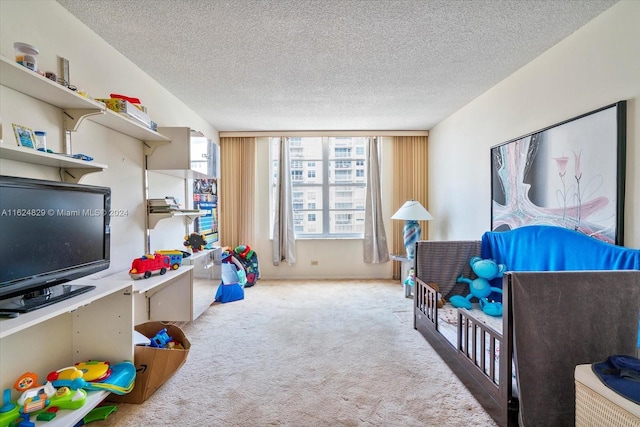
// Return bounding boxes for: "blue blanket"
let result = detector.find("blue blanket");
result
[481,225,640,346]
[481,225,640,271]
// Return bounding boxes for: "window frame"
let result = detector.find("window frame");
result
[271,136,367,239]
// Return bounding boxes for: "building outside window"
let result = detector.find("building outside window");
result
[271,136,368,238]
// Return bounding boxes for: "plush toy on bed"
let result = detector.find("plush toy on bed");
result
[450,257,506,317]
[427,282,447,309]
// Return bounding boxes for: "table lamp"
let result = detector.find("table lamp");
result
[391,200,433,259]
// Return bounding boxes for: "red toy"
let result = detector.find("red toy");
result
[129,254,172,279]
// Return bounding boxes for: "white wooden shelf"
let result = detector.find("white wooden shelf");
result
[0,56,103,111]
[0,142,107,183]
[147,168,214,180]
[147,210,207,229]
[86,109,171,150]
[0,56,171,147]
[0,278,130,339]
[33,391,110,427]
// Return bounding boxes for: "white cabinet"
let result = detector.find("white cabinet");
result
[148,127,219,179]
[0,276,134,427]
[185,248,222,320]
[110,264,216,324]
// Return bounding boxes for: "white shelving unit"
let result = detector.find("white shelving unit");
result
[0,274,134,427]
[186,248,222,320]
[149,127,218,179]
[0,55,174,426]
[0,55,219,427]
[0,56,171,151]
[109,267,207,324]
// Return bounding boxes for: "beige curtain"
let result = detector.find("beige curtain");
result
[272,137,296,265]
[392,135,428,278]
[363,137,389,263]
[219,137,256,249]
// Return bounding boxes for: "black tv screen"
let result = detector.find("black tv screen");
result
[0,175,111,305]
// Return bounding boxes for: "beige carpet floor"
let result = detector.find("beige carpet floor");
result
[95,280,497,426]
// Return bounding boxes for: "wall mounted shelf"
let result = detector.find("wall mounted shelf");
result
[0,142,107,183]
[147,210,207,229]
[0,56,170,147]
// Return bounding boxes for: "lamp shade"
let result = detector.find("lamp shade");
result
[391,200,433,221]
[391,200,432,259]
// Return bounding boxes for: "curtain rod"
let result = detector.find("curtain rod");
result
[219,130,428,137]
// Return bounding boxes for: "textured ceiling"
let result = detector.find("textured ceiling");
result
[56,0,617,132]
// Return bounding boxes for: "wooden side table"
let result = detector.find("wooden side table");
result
[390,253,414,298]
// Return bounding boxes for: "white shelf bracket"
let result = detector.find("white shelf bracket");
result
[143,140,172,156]
[63,108,105,132]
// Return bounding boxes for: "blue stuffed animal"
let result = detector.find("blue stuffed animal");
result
[450,256,506,317]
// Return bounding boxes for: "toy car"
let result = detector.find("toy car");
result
[129,253,172,279]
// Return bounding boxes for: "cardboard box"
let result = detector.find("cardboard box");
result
[108,322,190,404]
[95,98,152,127]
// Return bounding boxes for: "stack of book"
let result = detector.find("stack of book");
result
[148,197,180,213]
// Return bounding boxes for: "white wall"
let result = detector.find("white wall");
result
[427,0,640,248]
[0,0,219,276]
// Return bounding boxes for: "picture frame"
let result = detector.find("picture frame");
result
[490,101,626,245]
[12,123,36,149]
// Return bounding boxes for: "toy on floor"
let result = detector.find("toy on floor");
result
[231,245,260,287]
[450,257,506,317]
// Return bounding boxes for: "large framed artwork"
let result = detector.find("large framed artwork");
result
[490,101,626,245]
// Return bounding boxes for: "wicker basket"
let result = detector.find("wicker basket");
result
[575,365,640,427]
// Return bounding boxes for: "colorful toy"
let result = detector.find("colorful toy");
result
[427,282,446,309]
[47,361,135,396]
[231,245,260,287]
[183,233,207,252]
[14,373,55,407]
[403,268,415,288]
[129,253,172,279]
[82,405,117,424]
[149,328,172,348]
[155,250,190,270]
[450,257,506,317]
[0,373,59,427]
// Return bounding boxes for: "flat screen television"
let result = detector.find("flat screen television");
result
[0,175,111,312]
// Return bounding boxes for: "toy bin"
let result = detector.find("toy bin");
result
[108,321,191,404]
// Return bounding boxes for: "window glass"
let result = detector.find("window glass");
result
[270,136,368,238]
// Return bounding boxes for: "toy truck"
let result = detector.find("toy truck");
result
[155,249,189,270]
[129,253,172,279]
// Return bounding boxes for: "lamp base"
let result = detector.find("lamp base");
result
[403,220,421,259]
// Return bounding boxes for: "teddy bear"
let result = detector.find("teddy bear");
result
[427,282,446,309]
[449,256,506,317]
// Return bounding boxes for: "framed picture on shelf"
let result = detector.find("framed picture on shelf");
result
[12,123,36,148]
[490,101,626,245]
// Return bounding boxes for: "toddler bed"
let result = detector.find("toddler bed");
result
[413,226,640,427]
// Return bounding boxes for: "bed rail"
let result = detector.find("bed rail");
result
[458,309,502,388]
[414,278,438,329]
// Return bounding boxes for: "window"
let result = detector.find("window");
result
[271,136,368,238]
